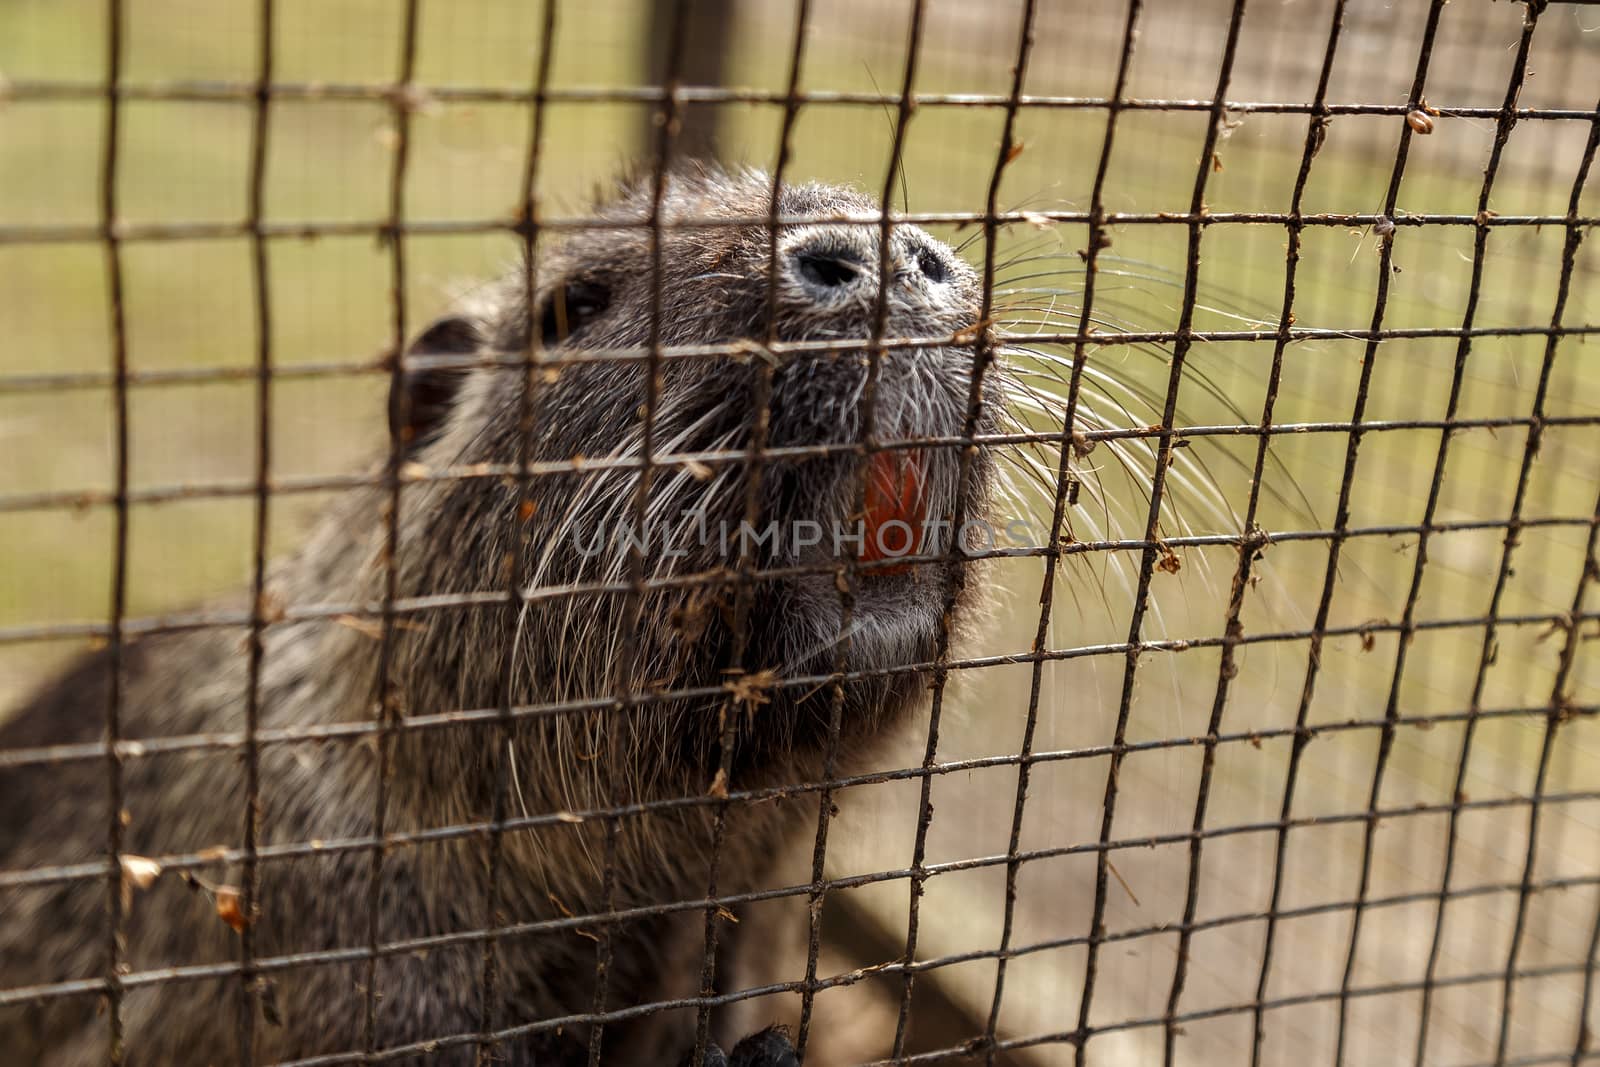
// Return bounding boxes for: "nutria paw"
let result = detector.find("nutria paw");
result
[677,1025,800,1067]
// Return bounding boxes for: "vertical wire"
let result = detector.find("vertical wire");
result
[788,0,923,1046]
[98,0,130,1062]
[1289,2,1451,1061]
[980,0,1143,1045]
[671,1,922,1060]
[472,2,559,1063]
[361,0,423,1057]
[841,3,930,1060]
[1570,476,1600,1067]
[1241,8,1351,1064]
[1070,4,1251,1063]
[583,816,622,1067]
[1209,0,1445,1059]
[588,3,690,1063]
[1580,901,1600,1067]
[1159,5,1349,1065]
[900,0,1038,1061]
[1491,96,1600,1067]
[1410,8,1565,1063]
[755,1,853,1055]
[981,0,1143,853]
[236,0,277,1059]
[1246,0,1446,1050]
[684,0,815,1062]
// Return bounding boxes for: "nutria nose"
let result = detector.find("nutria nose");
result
[793,247,864,293]
[788,233,951,301]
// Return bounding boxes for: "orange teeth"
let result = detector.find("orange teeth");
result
[859,449,927,571]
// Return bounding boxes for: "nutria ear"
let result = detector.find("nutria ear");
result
[389,315,482,454]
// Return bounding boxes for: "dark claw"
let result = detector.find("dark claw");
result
[674,1025,797,1067]
[677,1039,730,1067]
[675,1043,732,1067]
[728,1026,799,1067]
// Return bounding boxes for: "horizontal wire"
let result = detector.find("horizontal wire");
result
[5,320,1598,397]
[225,958,1600,1066]
[2,510,1597,648]
[1,207,1595,249]
[4,708,1593,890]
[4,799,1596,1010]
[3,410,1597,513]
[866,959,1600,1067]
[4,77,1598,121]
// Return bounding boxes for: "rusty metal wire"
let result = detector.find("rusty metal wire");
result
[1232,4,1353,1062]
[3,0,1599,1065]
[469,3,559,1063]
[96,2,132,1061]
[235,0,277,1057]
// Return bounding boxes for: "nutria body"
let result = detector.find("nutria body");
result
[0,167,1003,1065]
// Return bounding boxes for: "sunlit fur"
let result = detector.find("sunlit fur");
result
[0,167,1022,1066]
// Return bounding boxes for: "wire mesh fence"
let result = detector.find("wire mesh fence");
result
[1,0,1598,1064]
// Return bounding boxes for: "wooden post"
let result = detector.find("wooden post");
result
[642,0,736,161]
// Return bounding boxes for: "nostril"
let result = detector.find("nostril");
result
[796,251,860,290]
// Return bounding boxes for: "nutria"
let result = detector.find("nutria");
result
[0,166,1006,1066]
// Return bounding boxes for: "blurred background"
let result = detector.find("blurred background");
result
[2,0,1598,1063]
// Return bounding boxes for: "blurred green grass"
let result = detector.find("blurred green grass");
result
[2,1,1598,1058]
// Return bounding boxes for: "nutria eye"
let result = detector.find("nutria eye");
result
[916,248,948,284]
[540,279,611,347]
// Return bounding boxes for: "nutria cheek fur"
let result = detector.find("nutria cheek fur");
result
[0,166,1005,1066]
